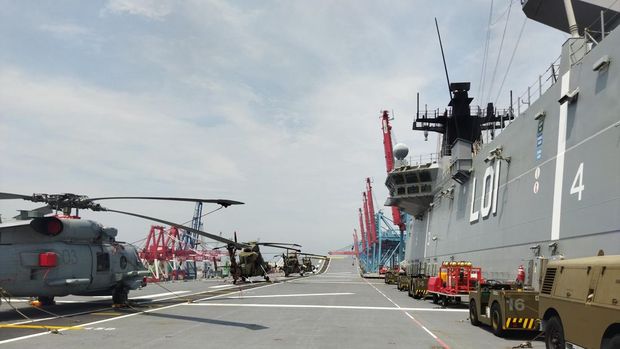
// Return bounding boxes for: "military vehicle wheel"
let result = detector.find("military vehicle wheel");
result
[440,296,449,307]
[112,287,129,305]
[38,296,55,306]
[601,333,619,349]
[544,316,565,349]
[469,300,480,326]
[491,303,505,337]
[408,281,414,298]
[432,294,439,304]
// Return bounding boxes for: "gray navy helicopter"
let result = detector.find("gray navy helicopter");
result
[0,191,245,306]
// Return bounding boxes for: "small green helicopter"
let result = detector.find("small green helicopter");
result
[299,253,327,273]
[281,251,305,277]
[214,234,301,283]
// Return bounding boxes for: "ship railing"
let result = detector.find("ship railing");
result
[516,6,619,116]
[418,106,512,119]
[403,153,440,167]
[583,6,620,45]
[516,55,561,116]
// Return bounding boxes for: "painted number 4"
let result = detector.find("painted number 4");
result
[570,162,584,201]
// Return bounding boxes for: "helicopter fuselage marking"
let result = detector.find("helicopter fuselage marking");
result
[60,249,79,265]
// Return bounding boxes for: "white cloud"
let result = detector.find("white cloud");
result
[104,0,173,20]
[39,23,91,37]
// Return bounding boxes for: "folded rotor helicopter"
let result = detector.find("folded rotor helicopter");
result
[281,251,327,276]
[0,191,245,305]
[299,253,327,273]
[215,233,301,283]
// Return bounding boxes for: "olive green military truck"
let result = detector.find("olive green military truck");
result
[539,255,619,349]
[469,281,539,337]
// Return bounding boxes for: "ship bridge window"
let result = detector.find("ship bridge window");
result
[405,173,418,183]
[421,184,432,193]
[393,175,405,185]
[420,171,432,182]
[397,187,406,195]
[408,186,419,194]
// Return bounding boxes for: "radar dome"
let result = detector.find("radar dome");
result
[393,143,409,160]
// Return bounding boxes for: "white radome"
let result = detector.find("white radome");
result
[393,143,409,160]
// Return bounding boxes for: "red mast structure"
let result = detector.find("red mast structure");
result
[365,178,377,244]
[380,110,405,231]
[358,208,367,251]
[362,193,370,243]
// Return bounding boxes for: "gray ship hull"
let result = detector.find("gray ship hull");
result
[398,19,620,280]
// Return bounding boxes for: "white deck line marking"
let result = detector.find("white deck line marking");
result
[1,299,97,304]
[363,279,451,349]
[186,303,467,312]
[209,284,237,289]
[92,291,190,300]
[314,275,357,277]
[131,291,190,299]
[551,70,571,241]
[217,292,354,299]
[0,283,281,345]
[325,271,352,274]
[291,280,370,285]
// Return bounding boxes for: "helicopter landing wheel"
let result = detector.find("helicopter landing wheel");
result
[264,276,270,282]
[112,287,129,305]
[37,296,55,306]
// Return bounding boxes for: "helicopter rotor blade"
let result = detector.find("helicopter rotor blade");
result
[88,196,244,208]
[260,244,301,252]
[257,242,301,247]
[0,192,33,200]
[299,253,327,259]
[103,208,247,248]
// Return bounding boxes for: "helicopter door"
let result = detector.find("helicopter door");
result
[89,245,115,293]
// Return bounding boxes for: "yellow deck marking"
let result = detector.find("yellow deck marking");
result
[91,312,123,316]
[0,325,82,330]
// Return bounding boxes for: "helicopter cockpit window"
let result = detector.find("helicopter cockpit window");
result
[97,252,110,272]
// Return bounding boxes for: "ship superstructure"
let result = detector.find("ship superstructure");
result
[387,0,620,282]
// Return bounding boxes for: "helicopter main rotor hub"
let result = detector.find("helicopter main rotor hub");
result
[31,193,105,211]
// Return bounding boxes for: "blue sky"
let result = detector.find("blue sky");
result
[0,0,567,253]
